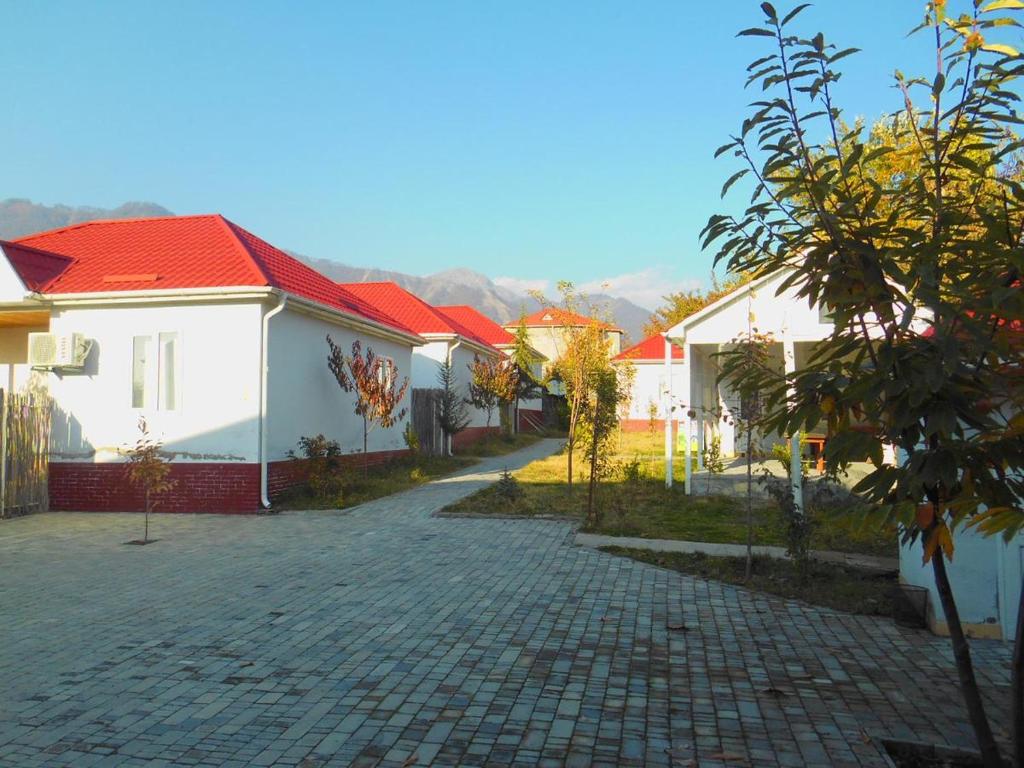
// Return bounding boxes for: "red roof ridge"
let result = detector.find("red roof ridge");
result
[11,212,221,244]
[217,216,278,287]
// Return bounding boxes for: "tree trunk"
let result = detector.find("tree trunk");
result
[931,549,1002,767]
[1013,573,1024,768]
[586,401,600,526]
[144,489,150,544]
[744,424,753,581]
[363,419,368,474]
[567,438,574,489]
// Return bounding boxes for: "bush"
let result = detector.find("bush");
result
[495,469,524,504]
[403,423,420,454]
[291,435,347,501]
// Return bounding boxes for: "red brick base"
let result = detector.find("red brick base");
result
[620,418,678,434]
[50,448,414,514]
[49,462,261,514]
[452,426,501,452]
[266,449,411,497]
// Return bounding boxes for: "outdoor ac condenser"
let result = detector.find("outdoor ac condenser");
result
[27,332,88,369]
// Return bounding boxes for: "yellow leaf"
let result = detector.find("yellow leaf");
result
[938,523,955,561]
[982,42,1020,57]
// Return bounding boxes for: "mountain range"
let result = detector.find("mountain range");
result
[0,199,652,341]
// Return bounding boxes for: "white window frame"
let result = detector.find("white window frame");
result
[377,355,395,390]
[130,331,182,411]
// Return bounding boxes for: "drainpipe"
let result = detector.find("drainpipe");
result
[259,294,288,509]
[445,339,462,456]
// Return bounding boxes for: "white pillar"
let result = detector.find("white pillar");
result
[783,339,803,515]
[681,343,692,495]
[664,335,674,488]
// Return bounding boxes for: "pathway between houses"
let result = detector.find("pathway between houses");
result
[0,437,1011,767]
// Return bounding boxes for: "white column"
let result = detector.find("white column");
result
[682,343,692,495]
[783,339,804,515]
[664,335,674,489]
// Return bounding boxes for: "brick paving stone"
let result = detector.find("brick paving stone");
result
[0,438,1012,766]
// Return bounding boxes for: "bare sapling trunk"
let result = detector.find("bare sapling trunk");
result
[362,418,370,475]
[144,489,150,544]
[586,398,600,526]
[931,545,1002,767]
[1013,573,1024,768]
[567,438,574,489]
[744,425,753,581]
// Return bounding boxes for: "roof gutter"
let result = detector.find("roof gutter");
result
[259,294,288,509]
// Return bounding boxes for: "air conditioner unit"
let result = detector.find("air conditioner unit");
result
[28,332,88,369]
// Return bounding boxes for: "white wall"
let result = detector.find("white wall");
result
[900,528,1004,636]
[621,362,686,422]
[47,301,263,463]
[266,308,415,461]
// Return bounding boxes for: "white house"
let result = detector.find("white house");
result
[663,268,1022,640]
[503,308,623,395]
[434,304,548,432]
[612,333,686,433]
[341,282,506,450]
[0,214,423,513]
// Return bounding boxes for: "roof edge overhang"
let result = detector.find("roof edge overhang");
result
[420,332,498,357]
[276,292,425,347]
[37,285,425,347]
[664,267,793,344]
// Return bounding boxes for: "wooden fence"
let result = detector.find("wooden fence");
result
[411,388,445,456]
[0,390,50,518]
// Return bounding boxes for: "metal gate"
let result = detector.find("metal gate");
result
[0,390,50,518]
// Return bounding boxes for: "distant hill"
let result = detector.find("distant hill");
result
[300,256,650,342]
[0,198,650,341]
[0,198,173,239]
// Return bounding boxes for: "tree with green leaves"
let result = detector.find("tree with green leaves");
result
[327,336,410,466]
[546,282,615,489]
[643,272,756,337]
[436,358,471,455]
[703,3,1024,764]
[510,317,544,433]
[467,355,518,430]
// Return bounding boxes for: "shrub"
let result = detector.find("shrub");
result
[403,423,420,454]
[291,434,346,501]
[495,469,524,504]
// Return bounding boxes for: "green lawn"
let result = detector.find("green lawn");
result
[275,431,543,511]
[441,431,897,558]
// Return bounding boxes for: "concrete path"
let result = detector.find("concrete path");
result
[574,533,898,574]
[0,437,1010,767]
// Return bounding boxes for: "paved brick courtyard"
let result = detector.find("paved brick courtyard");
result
[0,438,1011,767]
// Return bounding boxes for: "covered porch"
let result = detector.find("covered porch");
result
[662,269,834,511]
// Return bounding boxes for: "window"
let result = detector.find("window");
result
[377,356,394,390]
[131,332,180,410]
[131,336,150,408]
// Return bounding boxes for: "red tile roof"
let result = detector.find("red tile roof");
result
[12,215,418,337]
[434,305,516,346]
[0,242,74,291]
[613,334,684,362]
[517,307,620,332]
[341,283,499,353]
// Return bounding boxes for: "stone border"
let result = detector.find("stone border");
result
[574,532,897,574]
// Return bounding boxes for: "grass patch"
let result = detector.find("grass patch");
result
[275,454,474,511]
[600,546,900,619]
[441,430,897,558]
[459,432,542,457]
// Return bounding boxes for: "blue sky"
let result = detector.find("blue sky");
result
[3,2,937,308]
